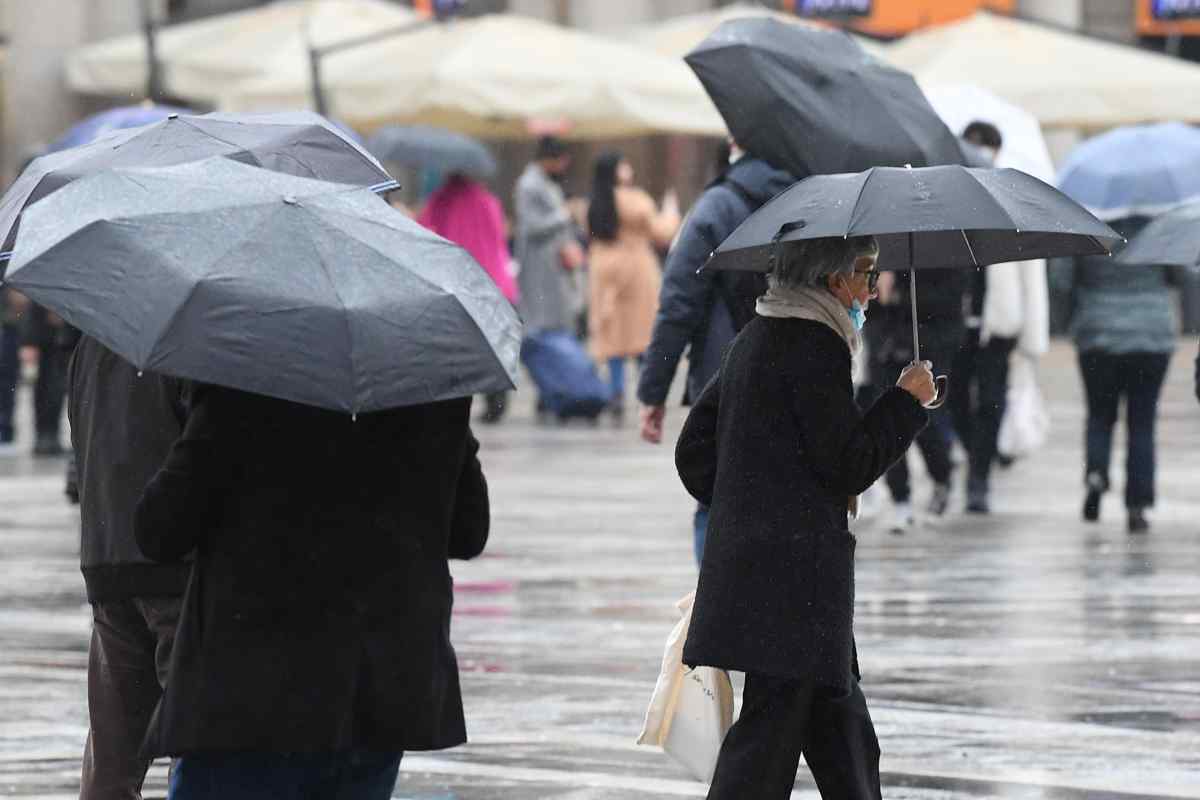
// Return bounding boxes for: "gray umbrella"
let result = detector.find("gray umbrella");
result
[706,164,1119,405]
[4,159,520,414]
[1116,203,1200,267]
[0,110,397,274]
[366,126,497,181]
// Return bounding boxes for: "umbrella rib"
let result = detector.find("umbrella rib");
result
[960,230,980,266]
[304,217,360,415]
[846,169,876,236]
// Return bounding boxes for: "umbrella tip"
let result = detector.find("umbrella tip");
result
[137,370,144,378]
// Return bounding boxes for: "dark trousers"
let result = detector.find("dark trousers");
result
[81,596,182,800]
[1078,351,1171,509]
[168,751,402,800]
[34,340,70,438]
[950,331,1016,488]
[707,675,881,800]
[0,322,18,440]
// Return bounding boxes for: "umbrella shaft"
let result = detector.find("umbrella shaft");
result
[910,266,920,362]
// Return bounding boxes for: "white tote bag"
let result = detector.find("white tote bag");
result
[637,592,735,783]
[998,354,1050,459]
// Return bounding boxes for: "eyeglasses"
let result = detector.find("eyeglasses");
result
[855,268,880,292]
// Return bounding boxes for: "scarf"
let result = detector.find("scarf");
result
[755,279,863,520]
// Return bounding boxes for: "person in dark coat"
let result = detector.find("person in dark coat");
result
[133,384,489,799]
[860,268,966,532]
[638,145,795,563]
[68,336,191,800]
[675,236,934,799]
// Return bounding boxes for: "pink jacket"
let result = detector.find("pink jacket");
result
[418,177,518,304]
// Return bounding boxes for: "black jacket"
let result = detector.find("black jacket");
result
[67,337,191,602]
[637,157,795,407]
[677,318,927,688]
[134,385,489,757]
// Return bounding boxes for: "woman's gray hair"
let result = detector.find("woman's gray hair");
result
[770,235,879,289]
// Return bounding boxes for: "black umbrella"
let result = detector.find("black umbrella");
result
[367,125,497,181]
[4,159,520,414]
[685,18,964,177]
[0,110,397,274]
[1116,203,1200,267]
[706,165,1120,405]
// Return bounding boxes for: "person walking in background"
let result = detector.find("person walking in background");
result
[0,287,25,453]
[419,174,519,424]
[951,121,1049,514]
[69,336,191,800]
[1061,216,1182,534]
[23,304,77,456]
[676,236,934,799]
[586,151,680,422]
[862,267,965,532]
[637,139,795,564]
[515,136,584,338]
[132,385,490,799]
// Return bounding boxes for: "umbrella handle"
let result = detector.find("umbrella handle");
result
[926,375,950,410]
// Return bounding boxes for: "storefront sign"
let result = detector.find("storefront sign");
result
[793,0,873,17]
[1152,0,1200,18]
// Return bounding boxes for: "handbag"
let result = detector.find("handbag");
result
[636,592,734,783]
[998,354,1050,459]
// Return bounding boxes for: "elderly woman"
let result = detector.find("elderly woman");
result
[676,236,935,799]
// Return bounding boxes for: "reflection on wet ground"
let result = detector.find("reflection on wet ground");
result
[2,343,1198,798]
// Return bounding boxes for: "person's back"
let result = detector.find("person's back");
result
[135,386,489,793]
[68,336,191,799]
[419,176,517,304]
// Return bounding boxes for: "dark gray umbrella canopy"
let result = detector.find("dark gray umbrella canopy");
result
[707,165,1120,273]
[685,19,964,177]
[5,159,520,413]
[1116,203,1200,267]
[367,126,497,180]
[0,111,396,274]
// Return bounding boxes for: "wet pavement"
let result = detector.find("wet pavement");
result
[2,341,1199,799]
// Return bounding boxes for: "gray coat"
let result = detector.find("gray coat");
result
[514,163,576,333]
[1060,217,1183,355]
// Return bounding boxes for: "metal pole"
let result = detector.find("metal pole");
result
[141,0,163,101]
[308,44,328,117]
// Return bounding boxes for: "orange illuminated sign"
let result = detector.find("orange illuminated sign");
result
[1137,0,1200,34]
[786,0,1015,37]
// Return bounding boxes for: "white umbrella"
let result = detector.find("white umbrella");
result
[220,13,727,139]
[65,0,416,106]
[886,12,1200,130]
[628,3,888,61]
[922,84,1055,182]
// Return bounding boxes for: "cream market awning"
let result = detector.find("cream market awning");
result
[887,12,1200,130]
[65,0,416,106]
[220,13,727,139]
[629,3,888,61]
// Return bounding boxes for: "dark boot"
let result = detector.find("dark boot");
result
[1083,472,1106,523]
[1128,507,1150,534]
[966,477,989,514]
[481,392,507,425]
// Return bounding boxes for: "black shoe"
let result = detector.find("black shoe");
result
[1083,490,1101,522]
[966,480,989,514]
[1128,508,1150,534]
[33,437,66,457]
[927,483,951,518]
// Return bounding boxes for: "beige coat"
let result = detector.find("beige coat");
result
[588,186,679,361]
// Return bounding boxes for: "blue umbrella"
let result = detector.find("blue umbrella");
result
[1057,122,1200,220]
[45,103,192,153]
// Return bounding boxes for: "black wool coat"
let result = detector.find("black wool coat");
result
[134,385,489,757]
[677,318,927,689]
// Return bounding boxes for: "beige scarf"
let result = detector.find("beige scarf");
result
[755,279,863,520]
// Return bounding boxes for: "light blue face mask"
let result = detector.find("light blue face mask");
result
[848,299,867,331]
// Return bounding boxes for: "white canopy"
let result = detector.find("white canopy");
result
[220,14,727,139]
[923,84,1056,182]
[628,3,887,60]
[887,12,1200,130]
[65,0,416,106]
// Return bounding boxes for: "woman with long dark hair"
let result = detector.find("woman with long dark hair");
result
[586,151,679,421]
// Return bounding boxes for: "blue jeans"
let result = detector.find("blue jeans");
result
[693,504,709,565]
[168,750,401,800]
[607,357,627,402]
